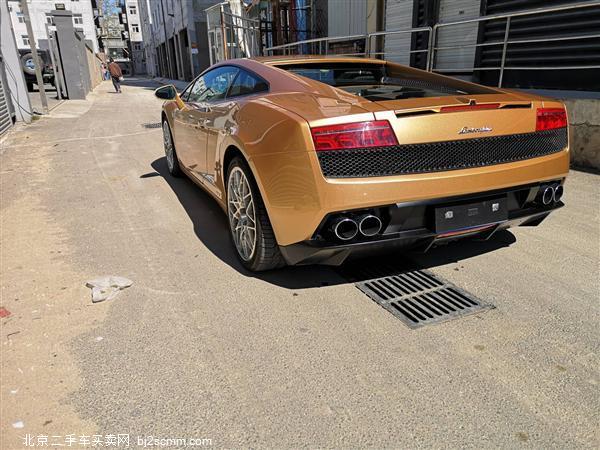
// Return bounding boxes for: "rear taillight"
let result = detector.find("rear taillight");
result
[536,108,567,131]
[311,120,398,151]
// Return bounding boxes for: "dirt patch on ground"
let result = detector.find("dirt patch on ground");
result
[1,131,104,448]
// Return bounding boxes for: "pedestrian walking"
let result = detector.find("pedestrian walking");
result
[107,59,123,93]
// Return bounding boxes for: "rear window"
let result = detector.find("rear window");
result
[280,62,496,101]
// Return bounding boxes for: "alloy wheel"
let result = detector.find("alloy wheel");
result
[163,121,174,172]
[227,167,257,261]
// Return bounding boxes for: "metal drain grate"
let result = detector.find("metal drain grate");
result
[142,122,162,129]
[353,267,493,329]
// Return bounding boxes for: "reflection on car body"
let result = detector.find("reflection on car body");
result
[156,56,569,272]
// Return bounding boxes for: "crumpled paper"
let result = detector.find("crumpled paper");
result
[86,276,133,303]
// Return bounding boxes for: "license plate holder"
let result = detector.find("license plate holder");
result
[434,196,508,234]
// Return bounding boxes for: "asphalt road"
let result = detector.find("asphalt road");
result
[1,78,598,449]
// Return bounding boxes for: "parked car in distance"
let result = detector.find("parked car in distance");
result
[20,49,55,91]
[156,56,569,271]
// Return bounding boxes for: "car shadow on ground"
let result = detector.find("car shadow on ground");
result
[147,157,516,289]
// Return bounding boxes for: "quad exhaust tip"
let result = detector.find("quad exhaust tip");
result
[553,185,564,202]
[358,214,383,237]
[541,186,554,205]
[332,214,383,241]
[538,184,563,206]
[333,218,358,241]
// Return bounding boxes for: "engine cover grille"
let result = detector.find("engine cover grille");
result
[317,128,567,178]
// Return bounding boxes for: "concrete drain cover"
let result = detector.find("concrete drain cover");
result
[342,263,493,329]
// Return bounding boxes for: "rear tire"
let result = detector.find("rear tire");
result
[226,157,286,272]
[162,120,181,177]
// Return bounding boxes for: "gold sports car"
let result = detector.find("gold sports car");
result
[156,56,569,271]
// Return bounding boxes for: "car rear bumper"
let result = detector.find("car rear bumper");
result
[250,148,569,247]
[278,182,564,266]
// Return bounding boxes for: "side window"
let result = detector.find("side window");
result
[187,66,239,104]
[227,69,268,98]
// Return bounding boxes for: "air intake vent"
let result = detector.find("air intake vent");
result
[317,128,567,178]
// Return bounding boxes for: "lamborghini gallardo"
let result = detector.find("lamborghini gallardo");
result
[156,56,569,271]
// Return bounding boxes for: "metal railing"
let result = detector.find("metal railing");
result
[264,33,369,57]
[206,2,261,65]
[366,27,433,71]
[430,0,600,87]
[263,28,434,70]
[259,0,600,87]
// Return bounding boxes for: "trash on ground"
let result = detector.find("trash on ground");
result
[10,389,18,394]
[12,421,24,429]
[0,307,11,318]
[85,276,133,303]
[95,336,104,342]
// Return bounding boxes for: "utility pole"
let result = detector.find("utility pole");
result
[20,0,48,114]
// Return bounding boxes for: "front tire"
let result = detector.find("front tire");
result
[226,157,285,272]
[162,120,181,177]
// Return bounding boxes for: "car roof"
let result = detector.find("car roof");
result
[251,55,386,66]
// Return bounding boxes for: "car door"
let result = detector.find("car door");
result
[172,76,206,173]
[174,66,239,180]
[204,69,269,184]
[190,66,239,181]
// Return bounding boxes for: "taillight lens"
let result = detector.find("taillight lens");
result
[311,120,398,151]
[536,108,567,131]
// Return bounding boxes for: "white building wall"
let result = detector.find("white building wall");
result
[125,0,143,42]
[138,0,222,80]
[7,0,99,53]
[125,0,145,74]
[137,0,156,76]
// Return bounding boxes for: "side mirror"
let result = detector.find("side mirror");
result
[154,85,177,100]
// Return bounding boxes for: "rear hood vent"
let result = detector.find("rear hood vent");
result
[394,102,532,119]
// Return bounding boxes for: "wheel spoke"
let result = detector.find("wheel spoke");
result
[227,166,257,262]
[163,123,174,170]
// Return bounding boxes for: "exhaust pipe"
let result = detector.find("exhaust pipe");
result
[358,214,382,237]
[553,185,564,203]
[332,217,358,241]
[540,186,554,206]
